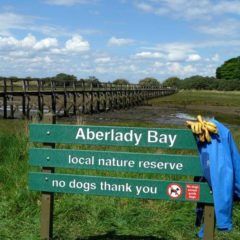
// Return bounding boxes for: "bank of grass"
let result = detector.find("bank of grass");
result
[149,90,240,128]
[150,90,240,107]
[1,90,240,239]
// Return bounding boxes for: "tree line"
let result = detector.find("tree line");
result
[162,56,240,91]
[1,56,240,90]
[162,76,240,91]
[0,73,162,88]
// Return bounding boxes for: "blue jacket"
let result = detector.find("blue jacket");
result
[197,120,240,231]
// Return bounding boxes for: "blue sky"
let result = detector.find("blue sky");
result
[0,0,240,83]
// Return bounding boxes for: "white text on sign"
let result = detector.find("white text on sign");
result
[75,128,177,147]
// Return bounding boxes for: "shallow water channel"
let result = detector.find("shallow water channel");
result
[62,106,215,127]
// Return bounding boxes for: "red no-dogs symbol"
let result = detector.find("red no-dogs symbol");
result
[167,183,182,199]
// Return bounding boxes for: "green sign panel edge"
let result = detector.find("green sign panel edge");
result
[29,172,213,203]
[29,148,202,176]
[29,123,197,150]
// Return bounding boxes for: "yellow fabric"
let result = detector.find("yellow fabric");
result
[186,115,218,142]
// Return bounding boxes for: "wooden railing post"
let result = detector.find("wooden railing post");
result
[73,81,77,115]
[38,80,43,120]
[96,84,100,112]
[82,82,85,114]
[51,81,57,123]
[3,78,7,119]
[40,114,55,240]
[22,79,26,118]
[63,81,68,117]
[108,84,112,111]
[90,83,93,113]
[10,79,14,119]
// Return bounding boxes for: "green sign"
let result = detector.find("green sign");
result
[30,124,197,149]
[29,148,202,176]
[29,172,213,203]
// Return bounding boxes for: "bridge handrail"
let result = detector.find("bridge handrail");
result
[0,79,176,93]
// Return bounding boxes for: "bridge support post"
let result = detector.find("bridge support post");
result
[90,83,93,114]
[10,79,14,119]
[37,80,43,120]
[73,82,77,115]
[21,79,27,119]
[96,90,100,113]
[108,85,112,111]
[3,78,7,119]
[51,81,57,123]
[82,82,85,114]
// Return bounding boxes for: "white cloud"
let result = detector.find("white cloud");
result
[0,36,18,49]
[50,48,63,54]
[21,34,37,48]
[65,35,90,52]
[139,42,199,62]
[0,12,32,36]
[167,62,197,76]
[183,64,197,74]
[29,25,71,38]
[153,61,164,67]
[136,2,155,13]
[31,56,53,64]
[135,0,210,19]
[76,28,102,35]
[135,51,163,59]
[197,19,240,37]
[167,62,181,73]
[108,37,134,46]
[211,54,220,62]
[45,0,90,6]
[34,38,58,50]
[187,54,201,62]
[135,0,240,20]
[0,34,39,51]
[95,57,111,64]
[156,42,195,55]
[213,1,240,15]
[0,12,72,38]
[167,51,187,62]
[0,34,58,52]
[8,50,31,58]
[150,39,240,53]
[0,34,90,61]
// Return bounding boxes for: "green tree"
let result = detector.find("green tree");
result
[138,77,160,87]
[216,56,240,80]
[85,76,100,87]
[218,79,240,91]
[9,76,19,82]
[54,73,77,86]
[162,77,180,88]
[180,76,218,90]
[112,79,130,85]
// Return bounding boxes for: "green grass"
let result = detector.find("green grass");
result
[149,90,240,107]
[149,90,240,126]
[0,120,39,239]
[1,90,240,239]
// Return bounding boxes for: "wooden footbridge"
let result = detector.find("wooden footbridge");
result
[0,79,176,120]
